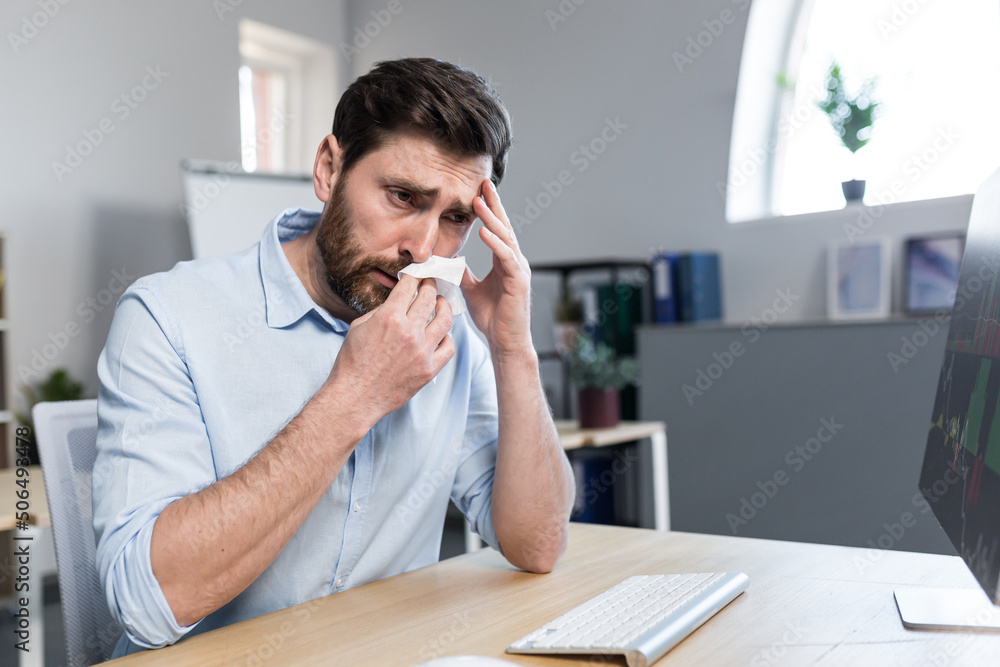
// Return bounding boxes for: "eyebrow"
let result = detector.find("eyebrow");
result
[381,176,477,218]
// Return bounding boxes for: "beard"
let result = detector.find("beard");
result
[315,173,410,315]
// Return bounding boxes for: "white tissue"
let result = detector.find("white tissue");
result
[397,255,467,315]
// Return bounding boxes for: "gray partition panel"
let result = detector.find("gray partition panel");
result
[637,319,956,555]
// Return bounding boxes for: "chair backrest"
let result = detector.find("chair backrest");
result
[33,399,121,667]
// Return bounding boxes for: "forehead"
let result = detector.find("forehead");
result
[356,130,492,192]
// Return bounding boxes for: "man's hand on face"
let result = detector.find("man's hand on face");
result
[325,274,454,430]
[460,179,534,358]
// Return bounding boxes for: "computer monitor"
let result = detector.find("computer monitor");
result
[895,167,1000,630]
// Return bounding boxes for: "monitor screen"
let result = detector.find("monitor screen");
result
[905,234,965,315]
[918,169,1000,603]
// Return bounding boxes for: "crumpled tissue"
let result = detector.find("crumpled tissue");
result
[398,255,467,315]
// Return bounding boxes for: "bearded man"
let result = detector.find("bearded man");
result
[92,57,574,656]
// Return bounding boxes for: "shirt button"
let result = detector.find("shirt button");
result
[336,577,345,588]
[353,502,361,512]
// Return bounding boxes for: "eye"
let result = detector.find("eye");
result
[447,213,471,225]
[389,189,412,204]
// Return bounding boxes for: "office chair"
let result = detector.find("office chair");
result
[33,399,121,667]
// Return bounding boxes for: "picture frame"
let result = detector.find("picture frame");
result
[827,238,891,320]
[903,233,965,316]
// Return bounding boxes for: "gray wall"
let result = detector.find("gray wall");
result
[342,0,975,351]
[2,0,348,402]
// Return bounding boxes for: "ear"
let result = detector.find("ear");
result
[313,134,343,204]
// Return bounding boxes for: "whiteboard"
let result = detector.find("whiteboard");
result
[181,160,321,259]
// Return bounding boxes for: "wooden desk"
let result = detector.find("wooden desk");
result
[465,420,668,552]
[106,523,1000,665]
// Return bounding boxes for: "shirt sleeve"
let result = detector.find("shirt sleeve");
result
[92,284,216,648]
[449,326,501,551]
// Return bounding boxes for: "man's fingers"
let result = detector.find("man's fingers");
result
[482,179,511,229]
[384,273,421,309]
[474,193,520,254]
[407,278,439,322]
[426,295,454,343]
[432,332,455,370]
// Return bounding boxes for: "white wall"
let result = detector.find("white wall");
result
[342,0,976,349]
[2,0,348,404]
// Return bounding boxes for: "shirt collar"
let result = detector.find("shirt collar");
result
[259,208,350,333]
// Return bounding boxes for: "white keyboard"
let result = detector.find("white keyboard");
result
[506,573,749,667]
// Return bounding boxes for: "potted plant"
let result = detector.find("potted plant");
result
[565,333,638,429]
[816,61,880,202]
[553,295,584,354]
[15,367,86,464]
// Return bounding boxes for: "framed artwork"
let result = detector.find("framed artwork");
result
[903,233,965,315]
[827,238,891,320]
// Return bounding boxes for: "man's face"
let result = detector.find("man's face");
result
[315,131,492,315]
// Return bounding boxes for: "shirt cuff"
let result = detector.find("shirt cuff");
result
[112,512,202,649]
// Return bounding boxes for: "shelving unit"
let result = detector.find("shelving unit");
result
[533,258,651,418]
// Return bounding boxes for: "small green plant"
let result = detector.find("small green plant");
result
[565,334,638,391]
[817,61,880,155]
[16,367,86,438]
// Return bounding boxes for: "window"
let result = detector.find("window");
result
[238,20,338,174]
[726,0,1000,222]
[239,62,290,173]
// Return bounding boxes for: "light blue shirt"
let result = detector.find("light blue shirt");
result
[92,209,500,656]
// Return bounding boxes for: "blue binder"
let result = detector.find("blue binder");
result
[651,254,678,323]
[676,252,722,322]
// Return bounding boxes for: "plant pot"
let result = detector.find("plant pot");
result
[553,322,582,355]
[842,179,866,202]
[577,387,620,429]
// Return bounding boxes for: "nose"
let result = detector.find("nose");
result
[399,212,438,264]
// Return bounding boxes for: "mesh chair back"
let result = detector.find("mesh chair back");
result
[33,399,121,667]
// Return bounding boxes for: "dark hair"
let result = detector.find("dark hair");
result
[331,58,512,185]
